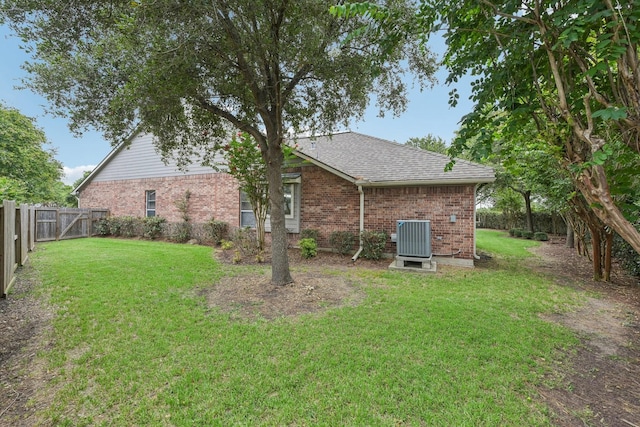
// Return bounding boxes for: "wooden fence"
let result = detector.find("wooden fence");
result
[1,202,108,297]
[35,207,109,242]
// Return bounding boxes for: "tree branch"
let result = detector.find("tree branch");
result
[477,0,537,25]
[195,96,265,145]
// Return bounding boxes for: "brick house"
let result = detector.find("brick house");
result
[75,131,494,266]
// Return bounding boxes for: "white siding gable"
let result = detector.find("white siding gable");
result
[92,133,224,182]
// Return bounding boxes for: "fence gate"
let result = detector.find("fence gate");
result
[35,208,109,241]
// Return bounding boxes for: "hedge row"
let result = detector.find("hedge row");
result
[477,210,567,234]
[95,216,229,244]
[508,228,549,241]
[297,229,386,260]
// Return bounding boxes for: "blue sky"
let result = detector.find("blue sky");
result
[1,24,474,185]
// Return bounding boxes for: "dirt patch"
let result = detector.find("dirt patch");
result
[529,237,640,426]
[1,241,639,426]
[203,248,385,320]
[202,272,366,321]
[0,263,55,426]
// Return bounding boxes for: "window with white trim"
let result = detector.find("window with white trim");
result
[240,176,300,232]
[283,183,294,218]
[145,190,156,217]
[240,191,257,228]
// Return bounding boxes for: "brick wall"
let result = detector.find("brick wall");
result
[80,166,478,261]
[294,165,361,245]
[293,165,477,260]
[364,186,476,259]
[78,173,241,226]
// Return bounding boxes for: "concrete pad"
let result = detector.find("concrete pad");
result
[388,260,437,273]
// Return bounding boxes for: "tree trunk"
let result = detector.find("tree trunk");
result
[576,164,640,256]
[523,190,534,233]
[589,225,603,281]
[539,20,640,258]
[264,136,293,286]
[566,227,575,249]
[604,231,613,282]
[255,202,267,251]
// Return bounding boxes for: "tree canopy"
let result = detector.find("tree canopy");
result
[426,0,640,255]
[2,0,436,284]
[404,134,448,154]
[0,103,63,203]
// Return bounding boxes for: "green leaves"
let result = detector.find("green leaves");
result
[591,107,628,121]
[591,144,614,166]
[329,3,385,20]
[0,104,64,203]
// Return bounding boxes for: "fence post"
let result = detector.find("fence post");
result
[17,204,30,265]
[28,205,36,251]
[56,208,61,240]
[1,200,17,298]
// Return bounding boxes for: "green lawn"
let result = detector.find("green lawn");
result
[477,229,541,259]
[28,231,579,426]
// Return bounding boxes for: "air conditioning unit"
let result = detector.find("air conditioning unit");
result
[396,220,432,258]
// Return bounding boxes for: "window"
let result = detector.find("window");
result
[240,191,256,228]
[145,190,156,217]
[239,173,301,232]
[241,185,294,226]
[283,184,294,218]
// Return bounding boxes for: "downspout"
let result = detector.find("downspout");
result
[473,183,481,260]
[351,184,365,261]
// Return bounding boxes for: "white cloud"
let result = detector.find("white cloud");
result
[63,165,96,186]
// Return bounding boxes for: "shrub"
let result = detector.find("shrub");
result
[299,238,318,259]
[204,218,229,245]
[612,234,640,277]
[300,229,319,242]
[105,216,141,237]
[533,232,549,241]
[508,228,519,237]
[329,231,356,255]
[109,217,123,236]
[220,239,234,250]
[361,230,388,260]
[95,218,111,236]
[171,222,193,243]
[230,227,259,256]
[119,216,140,237]
[513,229,524,238]
[522,231,534,240]
[143,216,166,240]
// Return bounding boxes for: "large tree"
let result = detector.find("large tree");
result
[3,0,435,285]
[0,103,63,203]
[425,0,640,255]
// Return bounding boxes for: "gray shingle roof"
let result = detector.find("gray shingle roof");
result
[292,132,495,185]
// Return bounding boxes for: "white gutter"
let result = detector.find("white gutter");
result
[354,178,495,187]
[351,184,365,261]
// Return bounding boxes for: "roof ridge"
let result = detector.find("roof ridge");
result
[375,136,493,170]
[292,129,351,140]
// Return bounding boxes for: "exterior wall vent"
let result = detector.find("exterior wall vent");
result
[396,220,432,258]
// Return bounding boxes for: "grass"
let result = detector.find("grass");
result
[477,229,540,259]
[28,233,580,426]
